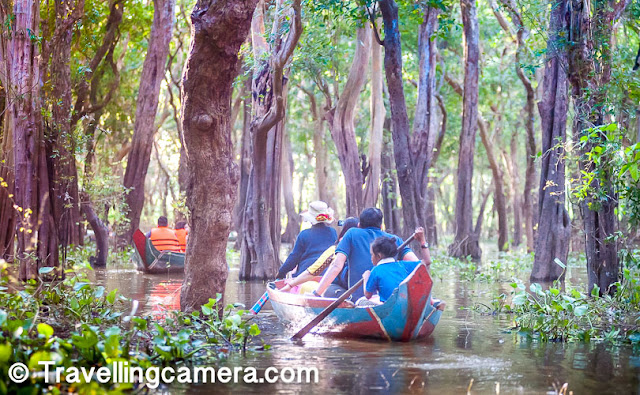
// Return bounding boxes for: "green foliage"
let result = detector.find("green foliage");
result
[573,124,640,227]
[502,266,640,342]
[0,259,263,393]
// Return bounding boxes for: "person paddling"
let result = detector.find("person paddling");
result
[312,208,432,301]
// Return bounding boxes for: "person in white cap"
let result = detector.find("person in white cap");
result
[276,201,337,279]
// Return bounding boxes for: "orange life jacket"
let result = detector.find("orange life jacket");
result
[175,228,188,252]
[149,226,180,252]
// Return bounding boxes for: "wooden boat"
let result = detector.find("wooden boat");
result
[132,229,185,274]
[267,263,442,341]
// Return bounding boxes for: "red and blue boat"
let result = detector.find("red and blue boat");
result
[267,263,442,341]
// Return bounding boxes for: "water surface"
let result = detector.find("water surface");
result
[91,249,640,394]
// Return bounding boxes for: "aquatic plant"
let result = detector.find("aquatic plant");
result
[503,266,640,342]
[0,260,262,393]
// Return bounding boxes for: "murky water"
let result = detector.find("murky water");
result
[90,247,640,394]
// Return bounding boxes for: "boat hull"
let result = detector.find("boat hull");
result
[268,263,441,341]
[132,229,185,274]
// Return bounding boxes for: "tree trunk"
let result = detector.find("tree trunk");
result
[478,119,509,251]
[531,0,571,282]
[381,126,402,234]
[411,7,440,223]
[239,0,302,280]
[327,26,370,217]
[281,123,300,243]
[425,95,447,245]
[180,0,259,312]
[122,0,175,242]
[363,25,385,208]
[233,81,252,249]
[565,0,628,294]
[49,0,85,254]
[508,131,523,247]
[0,0,60,279]
[80,192,108,267]
[497,0,538,253]
[448,0,481,260]
[379,0,423,238]
[0,93,15,260]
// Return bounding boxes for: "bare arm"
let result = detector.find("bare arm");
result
[413,227,432,273]
[280,269,315,292]
[314,253,346,296]
[362,270,373,299]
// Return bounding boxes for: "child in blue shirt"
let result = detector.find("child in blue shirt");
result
[363,236,422,303]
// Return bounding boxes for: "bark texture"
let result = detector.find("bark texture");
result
[531,0,571,282]
[379,0,419,237]
[122,0,176,242]
[239,0,301,280]
[281,123,300,243]
[0,0,60,279]
[448,0,481,259]
[379,1,440,238]
[497,0,538,252]
[180,0,259,311]
[326,26,370,216]
[565,0,629,294]
[49,0,85,254]
[363,25,385,208]
[478,119,509,251]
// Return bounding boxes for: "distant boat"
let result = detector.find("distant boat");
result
[267,263,442,341]
[132,229,185,274]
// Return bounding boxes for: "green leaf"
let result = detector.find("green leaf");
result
[554,258,566,269]
[249,323,261,336]
[106,289,118,304]
[38,267,54,274]
[201,304,213,316]
[530,283,543,295]
[574,305,588,316]
[73,282,90,292]
[629,164,639,182]
[37,323,54,340]
[0,343,12,363]
[93,286,105,299]
[513,293,527,306]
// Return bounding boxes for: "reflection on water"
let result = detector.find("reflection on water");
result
[90,249,640,394]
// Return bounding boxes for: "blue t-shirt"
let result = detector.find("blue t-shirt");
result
[366,260,421,302]
[335,227,411,300]
[277,224,337,279]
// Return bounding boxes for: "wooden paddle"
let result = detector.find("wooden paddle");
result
[291,232,417,340]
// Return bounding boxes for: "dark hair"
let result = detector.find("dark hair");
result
[157,216,169,227]
[371,236,398,259]
[337,217,358,240]
[175,220,187,230]
[359,207,383,229]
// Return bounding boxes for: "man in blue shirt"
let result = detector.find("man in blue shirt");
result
[312,208,431,300]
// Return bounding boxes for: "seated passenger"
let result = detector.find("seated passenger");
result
[362,235,423,304]
[146,216,180,252]
[312,208,426,301]
[280,217,358,296]
[276,201,337,279]
[174,220,189,252]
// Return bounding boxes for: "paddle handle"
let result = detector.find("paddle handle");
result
[250,292,270,315]
[291,277,364,340]
[291,232,417,340]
